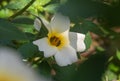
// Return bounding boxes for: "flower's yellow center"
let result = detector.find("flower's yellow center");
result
[50,36,61,47]
[48,32,69,49]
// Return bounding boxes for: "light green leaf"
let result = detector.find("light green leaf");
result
[15,24,34,33]
[44,4,59,13]
[5,0,31,10]
[109,63,119,72]
[84,32,92,50]
[116,50,120,60]
[39,0,51,6]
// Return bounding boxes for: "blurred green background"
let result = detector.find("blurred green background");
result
[0,0,120,81]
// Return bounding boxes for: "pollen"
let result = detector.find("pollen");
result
[47,32,69,49]
[50,36,61,47]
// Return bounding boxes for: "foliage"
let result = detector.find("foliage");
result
[0,0,120,81]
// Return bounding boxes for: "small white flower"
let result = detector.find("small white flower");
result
[34,18,41,31]
[0,47,47,81]
[33,13,86,66]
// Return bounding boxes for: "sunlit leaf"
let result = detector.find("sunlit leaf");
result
[109,63,119,73]
[84,32,92,50]
[39,0,51,6]
[0,9,13,18]
[5,0,31,9]
[44,4,59,13]
[116,50,120,60]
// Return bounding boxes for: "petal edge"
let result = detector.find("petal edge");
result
[69,32,86,52]
[55,45,78,66]
[33,38,57,57]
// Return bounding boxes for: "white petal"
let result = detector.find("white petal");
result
[60,29,70,45]
[50,13,70,33]
[55,45,78,66]
[34,18,41,31]
[0,47,40,81]
[33,38,57,57]
[69,32,86,52]
[40,16,51,32]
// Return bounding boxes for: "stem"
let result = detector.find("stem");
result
[8,0,35,21]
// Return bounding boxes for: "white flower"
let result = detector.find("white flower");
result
[34,18,41,31]
[0,47,47,81]
[33,13,86,66]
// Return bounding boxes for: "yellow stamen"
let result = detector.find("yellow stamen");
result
[50,36,61,47]
[47,32,69,49]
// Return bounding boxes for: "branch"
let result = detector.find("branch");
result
[8,0,35,20]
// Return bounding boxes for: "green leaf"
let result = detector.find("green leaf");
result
[39,0,51,6]
[12,17,34,25]
[25,32,35,40]
[109,63,119,72]
[72,52,107,81]
[0,19,27,40]
[5,0,31,10]
[44,4,59,13]
[53,52,107,81]
[116,50,120,60]
[54,64,77,81]
[0,39,15,47]
[84,32,92,50]
[70,20,104,36]
[15,24,34,33]
[58,0,108,20]
[18,42,38,58]
[0,9,13,18]
[79,20,103,35]
[38,61,51,78]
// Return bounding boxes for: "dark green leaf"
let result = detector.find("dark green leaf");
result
[38,61,51,78]
[53,64,77,81]
[53,52,107,81]
[18,42,38,58]
[12,17,34,25]
[58,0,109,21]
[25,32,35,41]
[71,20,104,35]
[0,39,15,47]
[72,52,107,81]
[0,19,27,40]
